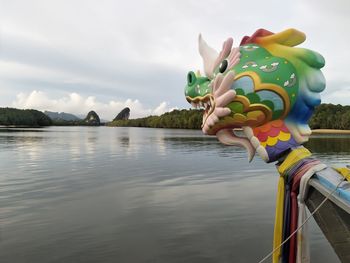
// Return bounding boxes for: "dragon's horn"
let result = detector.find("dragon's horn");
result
[198,34,218,78]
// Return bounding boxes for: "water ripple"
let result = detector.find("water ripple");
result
[0,127,341,263]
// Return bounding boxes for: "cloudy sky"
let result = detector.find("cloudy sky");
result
[0,0,349,120]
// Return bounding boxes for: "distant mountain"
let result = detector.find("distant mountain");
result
[77,114,108,123]
[76,114,87,119]
[84,111,100,126]
[113,107,130,121]
[44,111,81,121]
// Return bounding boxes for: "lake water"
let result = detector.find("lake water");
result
[1,126,348,263]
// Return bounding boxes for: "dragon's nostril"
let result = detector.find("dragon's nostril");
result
[187,71,196,86]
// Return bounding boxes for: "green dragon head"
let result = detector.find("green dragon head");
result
[185,29,325,162]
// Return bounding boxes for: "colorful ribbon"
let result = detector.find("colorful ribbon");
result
[272,147,327,263]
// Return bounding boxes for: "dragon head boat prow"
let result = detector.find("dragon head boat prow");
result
[185,28,326,163]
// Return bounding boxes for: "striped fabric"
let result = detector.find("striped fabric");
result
[273,147,327,263]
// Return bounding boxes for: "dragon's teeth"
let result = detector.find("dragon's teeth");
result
[250,136,260,149]
[256,145,269,162]
[190,97,214,110]
[242,127,254,139]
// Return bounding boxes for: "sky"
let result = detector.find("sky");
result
[0,0,349,120]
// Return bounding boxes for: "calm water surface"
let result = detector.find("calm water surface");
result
[1,127,348,263]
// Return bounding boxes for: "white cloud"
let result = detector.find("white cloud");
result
[12,90,174,120]
[152,102,178,116]
[1,0,350,108]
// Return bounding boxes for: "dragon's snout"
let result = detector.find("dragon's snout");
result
[184,71,211,100]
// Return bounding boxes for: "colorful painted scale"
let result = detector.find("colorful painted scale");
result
[253,120,299,162]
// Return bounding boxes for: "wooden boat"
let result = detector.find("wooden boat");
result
[306,168,350,262]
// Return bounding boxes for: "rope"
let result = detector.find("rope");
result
[257,177,346,263]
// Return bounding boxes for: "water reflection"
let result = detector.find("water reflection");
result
[0,135,45,145]
[0,127,341,263]
[307,135,350,154]
[0,128,46,133]
[69,141,82,161]
[85,135,97,155]
[119,136,130,147]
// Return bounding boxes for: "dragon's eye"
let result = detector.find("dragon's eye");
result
[219,59,228,73]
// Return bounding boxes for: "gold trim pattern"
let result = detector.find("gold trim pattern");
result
[234,71,290,119]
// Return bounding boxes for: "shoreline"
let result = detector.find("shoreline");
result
[2,125,350,134]
[311,129,350,134]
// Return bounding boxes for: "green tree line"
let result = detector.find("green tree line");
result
[109,104,350,130]
[2,104,350,129]
[0,107,52,126]
[108,109,203,129]
[309,103,350,129]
